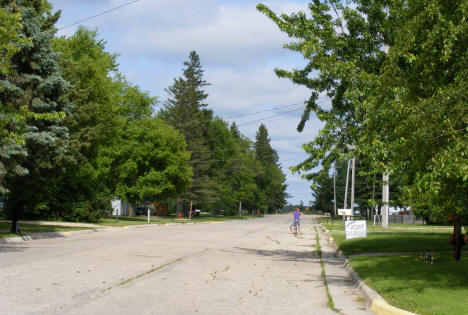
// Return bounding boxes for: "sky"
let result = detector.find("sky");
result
[50,0,326,206]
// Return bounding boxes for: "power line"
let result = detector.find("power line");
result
[237,107,305,127]
[189,155,304,164]
[163,100,310,129]
[163,97,329,130]
[223,102,306,120]
[58,0,140,31]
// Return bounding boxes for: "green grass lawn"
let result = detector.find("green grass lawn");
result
[350,254,468,315]
[0,222,90,238]
[321,220,468,314]
[98,214,263,226]
[322,220,457,256]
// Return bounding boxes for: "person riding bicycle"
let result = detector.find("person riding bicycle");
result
[290,208,302,234]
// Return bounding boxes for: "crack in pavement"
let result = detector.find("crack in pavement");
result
[210,265,230,280]
[38,249,210,314]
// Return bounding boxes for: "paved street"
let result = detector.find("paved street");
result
[0,215,371,315]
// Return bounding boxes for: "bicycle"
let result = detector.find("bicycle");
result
[290,220,300,235]
[449,216,467,261]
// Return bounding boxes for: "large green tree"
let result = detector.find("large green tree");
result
[52,28,192,221]
[258,1,466,221]
[105,118,192,208]
[49,28,123,221]
[359,0,468,221]
[258,0,391,175]
[160,51,217,211]
[1,0,71,232]
[254,124,288,213]
[0,4,31,196]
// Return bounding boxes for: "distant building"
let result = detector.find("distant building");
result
[111,198,131,216]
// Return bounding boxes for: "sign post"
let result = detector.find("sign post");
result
[338,208,352,221]
[345,220,367,240]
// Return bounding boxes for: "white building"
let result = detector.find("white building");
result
[111,198,131,216]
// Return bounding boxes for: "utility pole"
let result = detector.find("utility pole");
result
[350,157,355,216]
[382,44,390,229]
[382,174,389,228]
[344,159,350,209]
[343,159,351,221]
[371,173,376,219]
[238,200,242,217]
[333,164,337,217]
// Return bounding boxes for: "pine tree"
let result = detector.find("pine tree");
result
[161,51,216,211]
[230,122,240,139]
[0,3,31,195]
[254,124,278,165]
[0,0,71,233]
[254,124,287,213]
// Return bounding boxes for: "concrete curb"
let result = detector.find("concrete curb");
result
[319,225,418,315]
[0,219,228,243]
[0,228,107,244]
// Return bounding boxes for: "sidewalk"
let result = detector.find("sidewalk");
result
[0,220,103,228]
[319,225,418,315]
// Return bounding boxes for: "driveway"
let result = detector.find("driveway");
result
[0,215,372,314]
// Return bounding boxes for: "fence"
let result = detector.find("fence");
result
[389,214,424,224]
[318,214,424,225]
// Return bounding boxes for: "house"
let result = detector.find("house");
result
[111,198,131,216]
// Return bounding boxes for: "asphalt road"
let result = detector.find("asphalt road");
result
[0,215,372,315]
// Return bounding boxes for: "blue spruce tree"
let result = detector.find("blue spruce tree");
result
[0,0,71,233]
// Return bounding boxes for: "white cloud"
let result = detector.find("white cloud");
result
[206,66,310,112]
[55,0,309,67]
[50,0,321,205]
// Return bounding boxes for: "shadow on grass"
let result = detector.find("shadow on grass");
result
[334,232,452,256]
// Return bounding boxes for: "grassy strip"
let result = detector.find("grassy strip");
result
[321,222,468,314]
[0,222,90,238]
[98,214,263,226]
[323,221,455,256]
[314,227,341,313]
[349,254,468,315]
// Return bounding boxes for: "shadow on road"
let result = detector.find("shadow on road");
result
[0,244,29,253]
[234,247,314,262]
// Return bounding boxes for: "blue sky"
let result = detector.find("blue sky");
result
[50,0,325,206]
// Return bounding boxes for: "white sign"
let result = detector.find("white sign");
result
[345,220,367,240]
[338,208,353,216]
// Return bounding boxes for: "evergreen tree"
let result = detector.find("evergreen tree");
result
[254,124,287,213]
[1,0,71,233]
[230,122,240,139]
[52,28,192,221]
[254,124,278,165]
[161,51,216,212]
[0,4,31,195]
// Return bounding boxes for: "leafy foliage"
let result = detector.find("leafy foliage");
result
[258,0,467,221]
[1,0,71,227]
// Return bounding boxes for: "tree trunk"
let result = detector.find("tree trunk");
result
[10,209,21,234]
